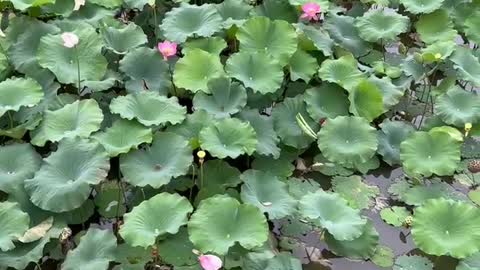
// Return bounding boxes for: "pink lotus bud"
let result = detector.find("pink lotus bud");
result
[61,32,79,48]
[300,2,321,21]
[157,41,178,61]
[199,254,222,270]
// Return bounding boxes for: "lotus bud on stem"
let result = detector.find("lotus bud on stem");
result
[197,150,206,189]
[465,123,472,137]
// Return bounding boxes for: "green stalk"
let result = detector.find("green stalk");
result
[75,47,81,95]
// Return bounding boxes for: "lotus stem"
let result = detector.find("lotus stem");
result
[296,113,317,139]
[75,47,81,95]
[7,111,13,129]
[152,4,158,40]
[189,164,195,201]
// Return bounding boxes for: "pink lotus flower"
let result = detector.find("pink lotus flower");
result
[61,32,79,48]
[199,254,222,270]
[74,0,86,11]
[157,41,177,60]
[301,2,321,21]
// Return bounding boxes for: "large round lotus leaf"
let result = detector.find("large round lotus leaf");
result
[272,95,319,149]
[254,0,299,23]
[225,51,283,94]
[450,47,480,87]
[377,120,416,166]
[119,47,170,94]
[216,0,252,28]
[369,75,405,110]
[348,79,384,122]
[30,99,103,146]
[299,190,367,241]
[465,16,480,45]
[0,77,43,117]
[157,227,197,267]
[93,119,153,157]
[457,253,480,270]
[421,40,456,61]
[324,14,371,57]
[0,202,30,251]
[173,49,225,93]
[101,23,147,54]
[400,131,461,177]
[324,220,379,259]
[400,181,467,206]
[318,55,365,91]
[188,195,268,254]
[199,118,257,159]
[240,170,296,219]
[264,253,302,270]
[318,116,377,167]
[288,50,318,82]
[355,9,410,42]
[0,143,41,193]
[62,228,116,270]
[296,23,334,57]
[304,83,350,121]
[193,77,247,118]
[252,154,295,178]
[160,3,223,43]
[236,16,297,65]
[400,0,445,14]
[166,109,214,149]
[114,243,152,270]
[9,0,55,10]
[412,199,480,258]
[25,139,109,213]
[312,153,354,176]
[435,87,480,126]
[199,159,241,193]
[393,255,434,270]
[94,182,126,218]
[88,0,122,8]
[120,132,193,188]
[119,193,192,247]
[237,109,281,158]
[332,175,379,210]
[182,37,227,56]
[37,26,107,85]
[415,9,457,44]
[109,92,186,127]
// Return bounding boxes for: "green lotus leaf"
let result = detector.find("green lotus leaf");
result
[183,37,227,55]
[299,190,367,241]
[400,130,461,177]
[412,199,480,258]
[240,170,296,219]
[369,76,405,111]
[174,49,225,93]
[25,139,109,212]
[457,252,480,270]
[236,16,297,65]
[312,153,354,176]
[325,220,378,259]
[193,77,247,118]
[393,255,434,270]
[253,0,299,23]
[348,79,384,122]
[199,118,257,159]
[0,77,43,117]
[120,193,192,247]
[318,116,378,167]
[160,3,223,43]
[296,23,334,57]
[216,0,252,28]
[123,0,154,9]
[252,155,295,178]
[288,50,318,82]
[355,9,410,42]
[83,70,121,93]
[93,182,126,219]
[166,109,214,149]
[287,177,321,200]
[422,40,456,60]
[101,23,147,54]
[31,99,103,147]
[120,132,193,188]
[304,83,349,121]
[324,14,371,57]
[188,195,268,254]
[62,228,116,270]
[377,120,416,165]
[9,0,54,10]
[226,51,283,94]
[199,159,241,192]
[110,92,186,127]
[88,0,122,8]
[119,47,170,94]
[0,143,41,193]
[332,175,380,210]
[415,9,457,44]
[263,253,302,270]
[371,246,395,268]
[157,227,197,267]
[37,25,108,85]
[402,181,467,206]
[237,109,280,158]
[380,206,410,227]
[272,95,319,149]
[318,55,365,91]
[435,87,480,126]
[0,202,30,251]
[93,119,152,157]
[114,244,152,270]
[450,47,480,87]
[400,0,445,14]
[465,16,480,44]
